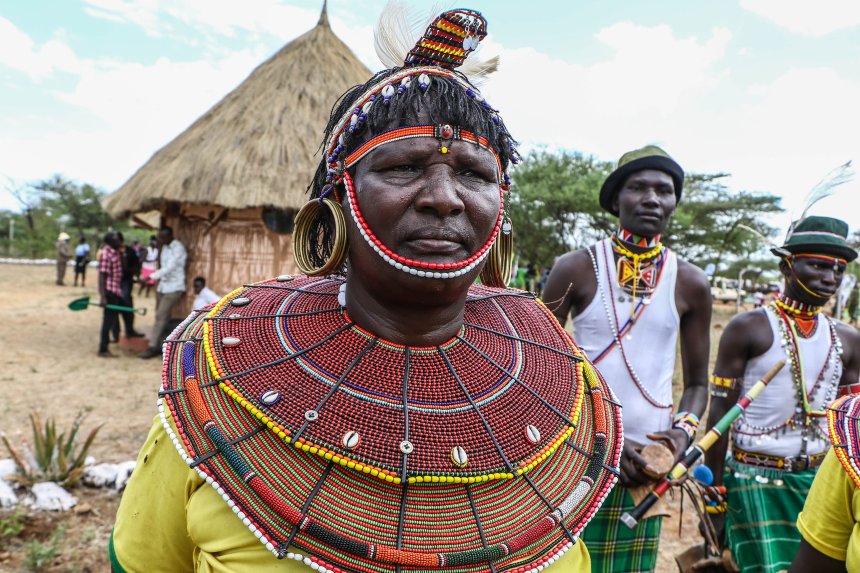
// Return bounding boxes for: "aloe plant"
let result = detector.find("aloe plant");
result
[1,411,101,487]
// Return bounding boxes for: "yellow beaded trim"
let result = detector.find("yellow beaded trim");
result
[199,282,589,486]
[437,20,468,38]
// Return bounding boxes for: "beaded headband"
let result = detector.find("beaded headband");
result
[317,8,516,280]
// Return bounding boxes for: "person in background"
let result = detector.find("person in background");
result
[97,231,123,358]
[139,226,186,359]
[55,232,71,285]
[138,235,159,298]
[705,216,860,573]
[542,145,712,573]
[73,236,91,287]
[192,276,220,310]
[114,232,145,340]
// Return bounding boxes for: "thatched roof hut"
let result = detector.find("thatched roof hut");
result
[104,5,370,311]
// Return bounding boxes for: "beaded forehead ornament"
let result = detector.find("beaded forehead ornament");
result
[318,8,518,279]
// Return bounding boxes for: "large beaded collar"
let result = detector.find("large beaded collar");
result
[828,394,860,489]
[157,275,622,573]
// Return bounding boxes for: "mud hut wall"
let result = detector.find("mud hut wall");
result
[165,204,297,316]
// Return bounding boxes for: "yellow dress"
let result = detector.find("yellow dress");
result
[796,451,860,569]
[111,420,594,572]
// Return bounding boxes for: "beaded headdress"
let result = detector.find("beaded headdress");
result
[305,6,519,278]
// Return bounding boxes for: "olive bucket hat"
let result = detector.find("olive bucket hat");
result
[599,145,684,216]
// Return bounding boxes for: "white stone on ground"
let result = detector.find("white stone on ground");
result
[28,481,77,511]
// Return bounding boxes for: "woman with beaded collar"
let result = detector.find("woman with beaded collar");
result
[704,215,860,573]
[109,7,622,573]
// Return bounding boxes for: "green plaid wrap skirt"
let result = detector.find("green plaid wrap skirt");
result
[580,485,663,573]
[724,460,817,573]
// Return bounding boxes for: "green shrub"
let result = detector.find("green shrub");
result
[2,412,101,487]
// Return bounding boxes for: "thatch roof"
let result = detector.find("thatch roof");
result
[104,6,371,219]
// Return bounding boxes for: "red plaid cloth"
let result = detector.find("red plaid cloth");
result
[99,245,123,296]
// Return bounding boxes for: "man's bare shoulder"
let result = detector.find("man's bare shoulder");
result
[723,307,771,343]
[675,258,711,292]
[834,320,860,346]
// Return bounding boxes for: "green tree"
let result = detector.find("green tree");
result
[508,150,613,269]
[508,151,784,271]
[1,175,131,258]
[664,173,783,268]
[35,175,114,237]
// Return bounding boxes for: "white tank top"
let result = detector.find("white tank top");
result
[572,238,680,443]
[732,306,841,457]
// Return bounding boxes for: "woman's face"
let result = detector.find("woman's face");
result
[348,131,501,283]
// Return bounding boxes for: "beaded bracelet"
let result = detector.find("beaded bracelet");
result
[709,374,740,398]
[703,484,727,514]
[672,411,700,447]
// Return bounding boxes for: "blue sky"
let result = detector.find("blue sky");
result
[2,0,860,233]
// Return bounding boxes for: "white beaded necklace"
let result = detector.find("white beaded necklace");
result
[587,243,672,409]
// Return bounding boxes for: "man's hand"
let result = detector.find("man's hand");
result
[646,428,690,464]
[619,437,653,488]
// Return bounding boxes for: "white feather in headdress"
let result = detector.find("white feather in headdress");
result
[786,160,854,242]
[737,223,775,248]
[373,0,498,85]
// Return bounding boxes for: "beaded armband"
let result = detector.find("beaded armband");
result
[709,374,740,398]
[703,485,727,514]
[838,382,860,397]
[672,411,700,447]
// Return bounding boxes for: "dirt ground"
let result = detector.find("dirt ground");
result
[0,263,731,572]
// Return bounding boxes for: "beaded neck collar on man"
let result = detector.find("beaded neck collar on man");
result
[615,227,661,249]
[609,228,665,306]
[771,293,823,339]
[773,293,822,319]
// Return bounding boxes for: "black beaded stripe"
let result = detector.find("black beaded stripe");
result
[564,437,620,476]
[303,520,373,560]
[164,337,203,343]
[464,322,583,362]
[203,322,354,387]
[438,344,515,472]
[464,484,498,573]
[456,335,578,427]
[189,424,267,468]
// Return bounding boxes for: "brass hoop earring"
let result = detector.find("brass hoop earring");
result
[480,219,514,288]
[292,198,348,276]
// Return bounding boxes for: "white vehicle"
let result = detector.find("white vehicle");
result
[710,276,742,303]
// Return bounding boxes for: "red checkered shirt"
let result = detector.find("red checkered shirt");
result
[99,245,123,296]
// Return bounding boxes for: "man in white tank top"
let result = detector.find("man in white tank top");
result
[705,216,860,573]
[542,146,712,573]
